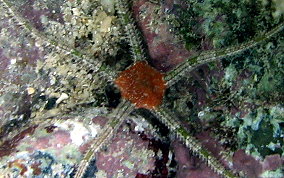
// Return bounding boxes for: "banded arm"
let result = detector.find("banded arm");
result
[165,22,284,87]
[0,0,102,73]
[151,106,239,178]
[0,103,133,177]
[74,100,135,178]
[115,0,147,62]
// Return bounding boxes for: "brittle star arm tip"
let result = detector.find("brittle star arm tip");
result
[0,0,102,73]
[74,100,134,178]
[115,0,147,62]
[165,21,284,87]
[151,106,240,178]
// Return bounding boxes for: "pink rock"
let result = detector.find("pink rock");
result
[132,0,193,72]
[0,115,108,177]
[92,116,109,127]
[233,149,262,178]
[172,140,220,178]
[95,122,156,177]
[262,154,282,171]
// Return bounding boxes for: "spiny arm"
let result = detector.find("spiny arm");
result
[151,106,239,178]
[0,0,102,73]
[74,100,134,178]
[115,0,147,62]
[165,22,284,87]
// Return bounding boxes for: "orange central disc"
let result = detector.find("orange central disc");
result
[115,61,167,109]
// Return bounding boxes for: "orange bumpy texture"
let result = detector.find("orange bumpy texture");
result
[115,61,167,109]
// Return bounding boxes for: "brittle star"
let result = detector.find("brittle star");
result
[0,0,283,177]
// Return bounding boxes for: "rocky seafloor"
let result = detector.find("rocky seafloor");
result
[0,0,283,177]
